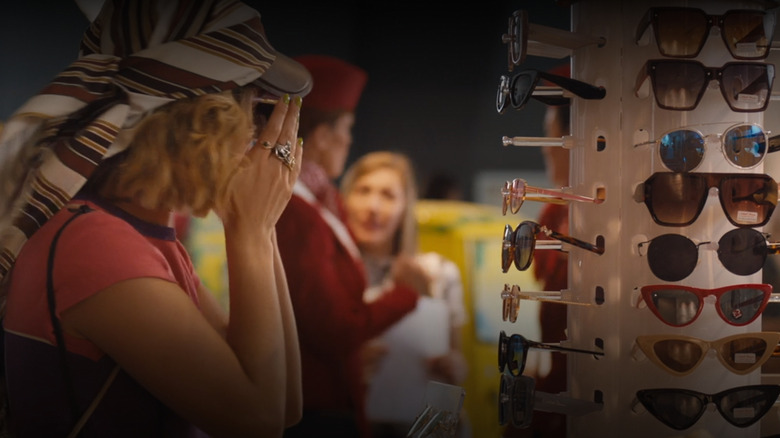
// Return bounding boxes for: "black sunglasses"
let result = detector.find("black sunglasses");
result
[496,69,606,114]
[638,229,780,282]
[635,7,775,60]
[637,385,780,430]
[498,330,604,377]
[635,59,775,112]
[502,221,604,273]
[638,172,778,228]
[499,374,603,428]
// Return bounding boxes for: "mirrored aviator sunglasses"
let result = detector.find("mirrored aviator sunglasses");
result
[640,172,778,228]
[635,332,780,376]
[635,7,775,60]
[638,283,775,327]
[636,385,780,430]
[635,59,775,112]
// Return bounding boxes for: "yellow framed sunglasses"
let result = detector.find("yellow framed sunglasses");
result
[634,332,780,377]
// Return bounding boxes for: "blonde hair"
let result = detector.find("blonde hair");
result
[101,91,254,216]
[340,151,418,256]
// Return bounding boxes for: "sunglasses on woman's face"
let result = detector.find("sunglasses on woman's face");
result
[638,283,776,327]
[496,69,606,114]
[502,221,604,273]
[635,59,775,112]
[501,178,602,215]
[499,374,603,428]
[501,284,592,323]
[635,124,780,172]
[638,172,778,228]
[498,330,604,377]
[636,385,780,430]
[635,332,780,377]
[637,229,780,282]
[635,7,775,60]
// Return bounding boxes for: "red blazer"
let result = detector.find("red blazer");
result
[276,189,418,436]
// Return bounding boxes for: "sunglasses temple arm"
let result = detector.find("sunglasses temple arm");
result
[527,185,603,204]
[634,9,652,44]
[537,71,606,100]
[545,229,605,255]
[531,341,605,357]
[768,134,780,154]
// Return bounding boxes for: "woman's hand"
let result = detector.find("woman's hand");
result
[219,94,303,235]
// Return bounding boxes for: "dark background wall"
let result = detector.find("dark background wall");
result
[0,1,571,202]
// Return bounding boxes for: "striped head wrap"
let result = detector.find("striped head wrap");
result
[0,0,311,287]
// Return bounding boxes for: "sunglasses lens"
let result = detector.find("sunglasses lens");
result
[722,124,767,168]
[653,9,708,57]
[651,339,704,374]
[721,336,769,373]
[498,375,510,426]
[508,334,526,376]
[719,175,777,226]
[658,130,705,172]
[498,331,509,372]
[650,61,707,110]
[717,228,766,276]
[645,173,707,226]
[513,222,535,271]
[648,288,701,326]
[637,389,705,430]
[502,224,514,273]
[719,287,768,325]
[496,76,510,114]
[511,179,526,214]
[510,72,536,110]
[647,234,698,281]
[720,63,772,112]
[718,386,780,427]
[722,11,773,59]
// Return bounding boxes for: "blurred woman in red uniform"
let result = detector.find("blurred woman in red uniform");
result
[277,55,430,438]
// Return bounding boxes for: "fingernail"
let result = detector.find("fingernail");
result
[282,94,291,104]
[293,95,303,107]
[297,137,304,148]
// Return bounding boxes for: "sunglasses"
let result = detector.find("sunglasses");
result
[502,9,606,72]
[635,7,775,60]
[496,69,606,114]
[501,178,603,215]
[635,59,775,112]
[501,284,592,323]
[498,330,604,377]
[634,123,780,172]
[636,385,780,430]
[499,374,603,428]
[637,229,780,282]
[638,172,778,228]
[635,332,780,377]
[502,221,604,273]
[638,283,776,327]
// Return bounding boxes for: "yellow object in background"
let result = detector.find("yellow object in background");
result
[415,200,543,438]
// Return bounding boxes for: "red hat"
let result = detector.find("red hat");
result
[294,54,368,112]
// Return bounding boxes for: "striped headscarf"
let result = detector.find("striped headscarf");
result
[0,0,311,285]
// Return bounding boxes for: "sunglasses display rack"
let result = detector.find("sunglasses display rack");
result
[500,1,780,437]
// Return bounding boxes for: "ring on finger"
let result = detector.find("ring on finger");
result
[273,141,295,170]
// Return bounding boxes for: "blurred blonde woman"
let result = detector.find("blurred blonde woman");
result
[341,151,469,438]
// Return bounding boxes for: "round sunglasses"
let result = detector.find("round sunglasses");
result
[637,385,780,430]
[638,229,780,282]
[635,124,780,172]
[638,283,775,327]
[639,172,778,228]
[635,332,780,377]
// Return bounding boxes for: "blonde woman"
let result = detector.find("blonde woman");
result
[341,151,469,438]
[0,1,310,436]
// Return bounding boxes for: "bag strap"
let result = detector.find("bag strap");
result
[46,204,120,437]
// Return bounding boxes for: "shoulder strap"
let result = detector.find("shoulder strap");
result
[47,204,93,425]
